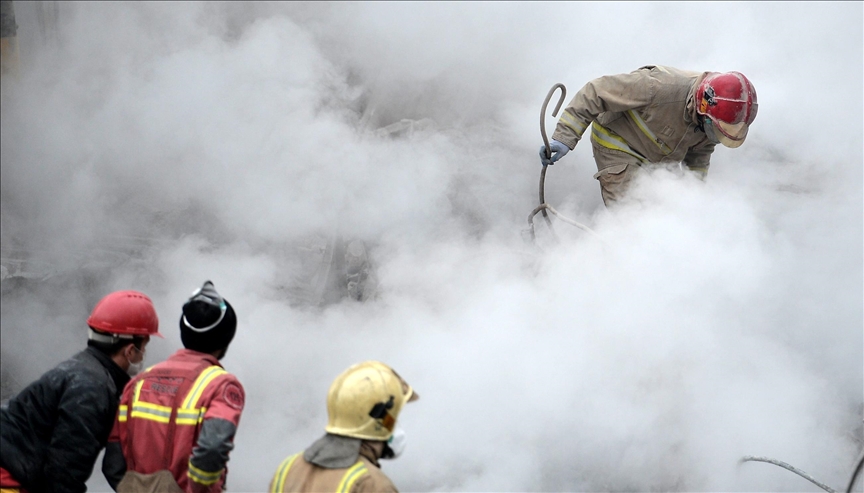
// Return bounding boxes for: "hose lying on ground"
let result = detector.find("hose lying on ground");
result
[739,455,837,493]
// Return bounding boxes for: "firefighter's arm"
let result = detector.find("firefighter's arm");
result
[44,379,112,493]
[102,414,127,491]
[683,140,716,181]
[187,377,245,493]
[551,69,656,149]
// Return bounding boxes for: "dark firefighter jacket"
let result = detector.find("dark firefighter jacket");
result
[0,347,130,493]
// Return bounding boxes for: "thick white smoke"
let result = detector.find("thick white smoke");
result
[0,2,861,492]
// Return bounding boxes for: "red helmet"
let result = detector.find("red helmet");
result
[696,71,757,148]
[87,290,163,338]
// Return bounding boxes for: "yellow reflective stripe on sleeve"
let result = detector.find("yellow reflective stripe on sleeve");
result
[559,112,588,137]
[687,166,708,179]
[627,110,673,154]
[188,461,223,486]
[118,405,128,422]
[182,366,227,409]
[591,123,647,162]
[337,461,368,493]
[270,453,301,493]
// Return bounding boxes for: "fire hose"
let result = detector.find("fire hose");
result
[527,83,603,244]
[739,448,864,493]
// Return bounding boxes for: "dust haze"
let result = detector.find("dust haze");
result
[0,2,861,491]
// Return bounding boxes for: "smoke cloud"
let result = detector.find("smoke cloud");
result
[1,2,861,491]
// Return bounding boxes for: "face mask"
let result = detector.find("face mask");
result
[126,346,146,376]
[382,427,406,460]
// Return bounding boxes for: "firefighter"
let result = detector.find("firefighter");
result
[0,290,161,493]
[539,65,758,206]
[269,361,419,493]
[103,281,244,493]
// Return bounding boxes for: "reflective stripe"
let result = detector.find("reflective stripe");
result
[176,407,206,426]
[129,381,173,423]
[270,453,301,493]
[118,405,128,422]
[182,366,227,409]
[133,380,145,401]
[687,166,708,179]
[188,461,223,486]
[130,400,173,424]
[127,366,225,426]
[337,461,368,493]
[559,112,588,137]
[627,110,673,155]
[591,123,647,162]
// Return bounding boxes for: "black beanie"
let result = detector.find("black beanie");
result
[179,281,237,354]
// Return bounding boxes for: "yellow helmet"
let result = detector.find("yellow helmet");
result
[325,361,419,441]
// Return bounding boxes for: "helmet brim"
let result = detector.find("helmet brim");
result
[715,120,748,148]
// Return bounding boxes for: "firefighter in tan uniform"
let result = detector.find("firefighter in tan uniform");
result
[269,361,419,493]
[539,65,758,206]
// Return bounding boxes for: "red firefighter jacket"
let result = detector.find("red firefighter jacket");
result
[106,349,245,493]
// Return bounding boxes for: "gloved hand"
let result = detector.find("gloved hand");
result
[539,139,570,166]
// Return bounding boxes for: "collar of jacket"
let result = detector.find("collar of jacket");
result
[684,72,710,124]
[304,433,363,469]
[358,441,383,468]
[84,346,131,397]
[169,348,223,367]
[303,433,383,469]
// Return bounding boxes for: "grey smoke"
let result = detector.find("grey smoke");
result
[0,2,860,492]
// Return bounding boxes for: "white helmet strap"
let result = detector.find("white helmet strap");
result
[88,327,134,344]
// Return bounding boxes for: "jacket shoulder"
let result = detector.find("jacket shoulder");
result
[353,464,398,493]
[208,369,243,388]
[63,351,115,394]
[639,66,701,105]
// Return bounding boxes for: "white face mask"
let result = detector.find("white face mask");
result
[126,346,146,376]
[384,428,407,459]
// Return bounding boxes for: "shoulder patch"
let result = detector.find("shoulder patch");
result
[223,383,244,410]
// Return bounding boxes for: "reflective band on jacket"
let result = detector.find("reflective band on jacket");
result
[130,380,172,423]
[128,365,226,425]
[183,366,227,408]
[591,123,647,162]
[337,462,368,493]
[627,110,673,155]
[188,461,224,486]
[559,112,588,138]
[270,453,301,493]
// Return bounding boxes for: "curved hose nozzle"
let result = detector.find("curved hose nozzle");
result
[541,83,567,160]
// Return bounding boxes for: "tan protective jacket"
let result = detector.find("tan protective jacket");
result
[551,65,715,173]
[269,444,398,493]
